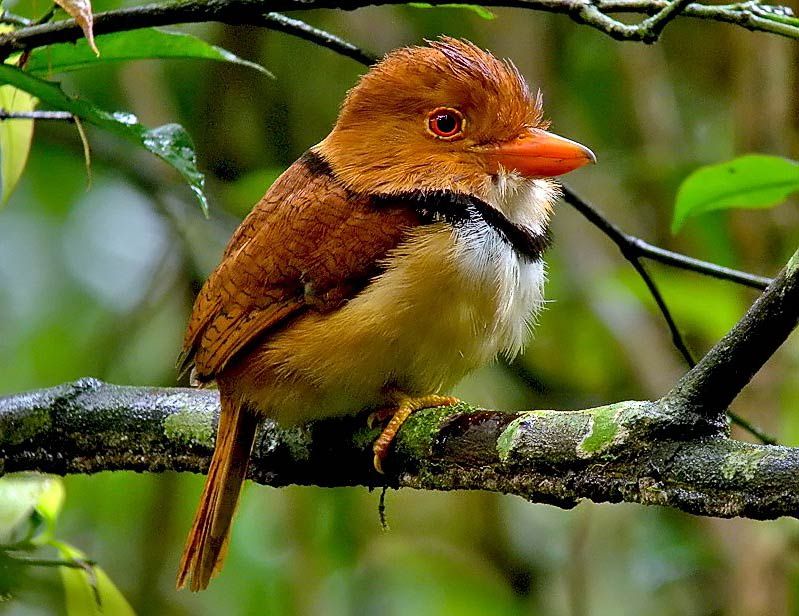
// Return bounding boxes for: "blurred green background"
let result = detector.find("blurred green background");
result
[1,0,799,613]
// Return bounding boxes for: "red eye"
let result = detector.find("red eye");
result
[427,108,464,139]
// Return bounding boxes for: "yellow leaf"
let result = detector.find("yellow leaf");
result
[0,85,37,205]
[54,0,99,56]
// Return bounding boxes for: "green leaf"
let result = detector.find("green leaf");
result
[408,3,496,19]
[26,28,272,76]
[0,85,37,205]
[32,477,65,544]
[53,541,136,616]
[0,474,51,544]
[672,154,799,233]
[0,64,208,214]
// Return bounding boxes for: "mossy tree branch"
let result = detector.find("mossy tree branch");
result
[1,247,798,519]
[1,379,799,520]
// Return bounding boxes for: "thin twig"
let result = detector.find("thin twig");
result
[628,256,695,364]
[729,413,777,445]
[626,237,771,290]
[0,109,74,121]
[4,555,97,569]
[561,187,772,290]
[588,0,699,42]
[257,13,378,65]
[575,0,799,40]
[0,11,32,27]
[638,0,695,41]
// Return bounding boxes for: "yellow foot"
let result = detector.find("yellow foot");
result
[372,394,459,474]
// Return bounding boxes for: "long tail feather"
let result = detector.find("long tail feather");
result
[176,394,259,591]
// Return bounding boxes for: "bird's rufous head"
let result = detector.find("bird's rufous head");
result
[319,37,594,202]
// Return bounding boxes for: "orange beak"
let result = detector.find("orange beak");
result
[485,128,596,178]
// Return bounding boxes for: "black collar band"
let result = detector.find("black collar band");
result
[301,149,551,262]
[373,190,551,262]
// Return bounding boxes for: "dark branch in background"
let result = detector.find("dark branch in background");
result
[0,0,797,62]
[624,239,771,290]
[561,188,772,291]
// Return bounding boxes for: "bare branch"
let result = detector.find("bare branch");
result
[636,0,695,42]
[254,13,377,65]
[0,11,32,27]
[629,256,696,362]
[624,238,771,290]
[0,109,73,121]
[728,411,778,446]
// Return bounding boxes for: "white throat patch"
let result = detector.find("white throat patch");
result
[444,173,557,360]
[483,172,558,235]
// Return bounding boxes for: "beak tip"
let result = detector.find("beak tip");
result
[486,130,597,178]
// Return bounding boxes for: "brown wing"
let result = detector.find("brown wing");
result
[180,153,421,381]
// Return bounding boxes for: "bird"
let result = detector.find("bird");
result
[176,36,595,591]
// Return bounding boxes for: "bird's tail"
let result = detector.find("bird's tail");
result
[176,393,259,591]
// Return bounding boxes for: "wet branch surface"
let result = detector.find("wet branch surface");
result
[1,248,797,519]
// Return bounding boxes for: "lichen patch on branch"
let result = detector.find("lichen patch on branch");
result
[579,404,625,455]
[164,406,214,447]
[720,448,768,482]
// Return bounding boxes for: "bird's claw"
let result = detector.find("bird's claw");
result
[370,394,460,474]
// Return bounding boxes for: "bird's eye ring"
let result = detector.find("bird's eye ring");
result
[427,108,464,140]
